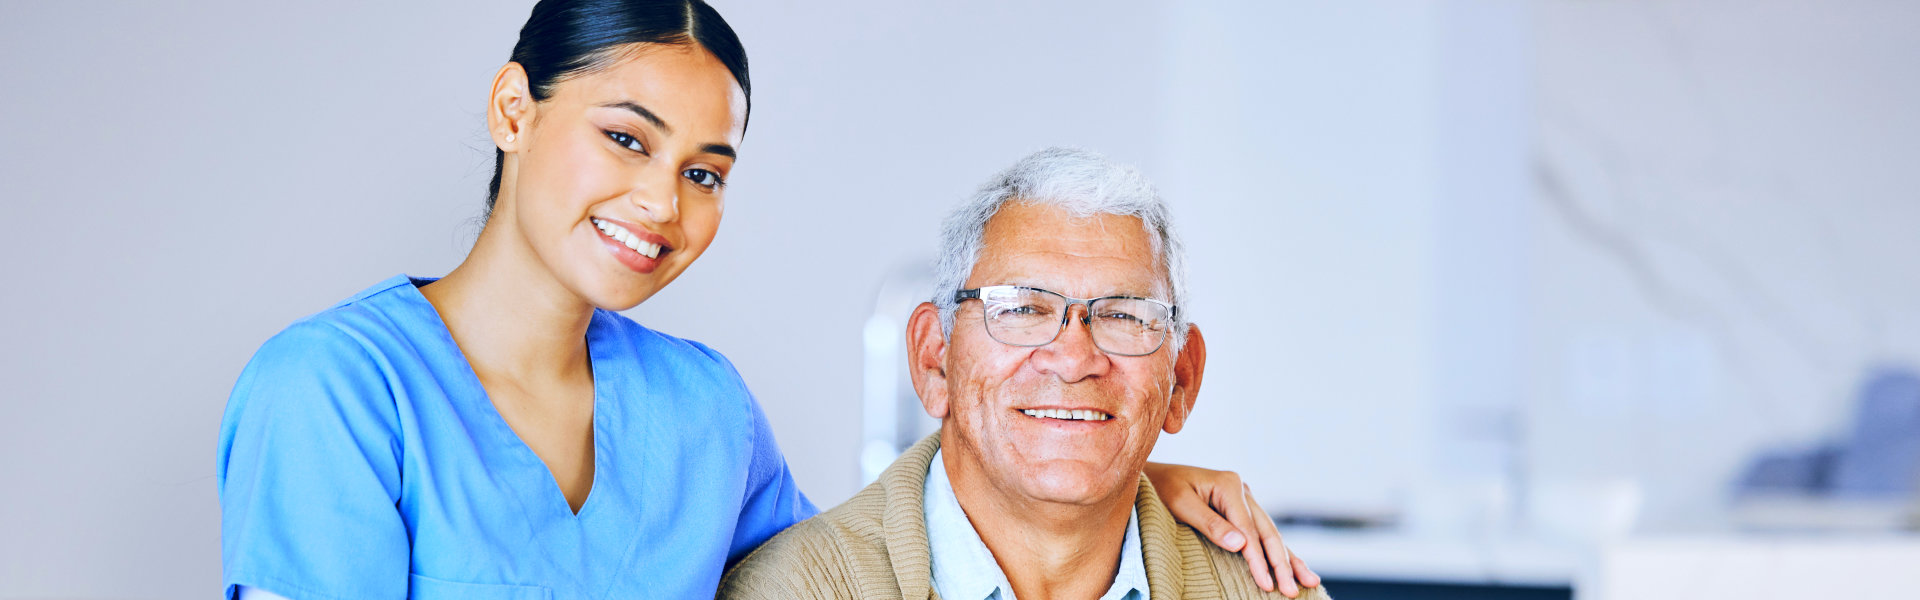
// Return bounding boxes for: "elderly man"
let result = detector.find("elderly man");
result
[720,148,1329,600]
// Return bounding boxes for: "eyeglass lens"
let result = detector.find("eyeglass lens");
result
[977,286,1170,356]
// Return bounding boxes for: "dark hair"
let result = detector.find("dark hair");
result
[486,0,750,215]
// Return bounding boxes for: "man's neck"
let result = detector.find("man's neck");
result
[941,449,1137,600]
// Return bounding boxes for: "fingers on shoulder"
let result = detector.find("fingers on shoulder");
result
[1198,530,1328,599]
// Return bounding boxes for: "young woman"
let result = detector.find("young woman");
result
[217,1,1319,598]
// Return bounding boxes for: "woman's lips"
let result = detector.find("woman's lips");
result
[591,217,673,274]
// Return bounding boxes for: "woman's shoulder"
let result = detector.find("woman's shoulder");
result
[224,278,427,449]
[591,309,742,373]
[587,309,767,421]
[240,275,437,385]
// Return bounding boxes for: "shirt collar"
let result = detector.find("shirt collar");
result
[923,449,1150,600]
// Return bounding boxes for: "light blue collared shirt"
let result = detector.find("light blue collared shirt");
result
[924,450,1149,600]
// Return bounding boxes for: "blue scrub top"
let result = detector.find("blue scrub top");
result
[217,275,817,599]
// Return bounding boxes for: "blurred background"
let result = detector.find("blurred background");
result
[3,1,1917,598]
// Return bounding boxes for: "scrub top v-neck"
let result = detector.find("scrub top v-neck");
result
[218,275,816,600]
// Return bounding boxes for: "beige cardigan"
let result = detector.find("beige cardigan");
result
[719,433,1331,600]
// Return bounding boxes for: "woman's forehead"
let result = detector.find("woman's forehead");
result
[559,44,747,137]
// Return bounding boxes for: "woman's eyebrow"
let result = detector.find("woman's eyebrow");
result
[598,101,671,134]
[701,144,736,159]
[598,102,733,159]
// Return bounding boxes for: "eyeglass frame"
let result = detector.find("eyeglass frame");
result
[953,285,1181,357]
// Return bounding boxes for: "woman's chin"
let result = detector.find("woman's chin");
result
[578,269,681,312]
[555,248,692,311]
[584,283,659,312]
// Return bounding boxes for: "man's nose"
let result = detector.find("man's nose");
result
[1029,303,1110,382]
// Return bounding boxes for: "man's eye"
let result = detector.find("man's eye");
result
[605,131,645,153]
[1100,311,1146,324]
[1006,304,1051,316]
[684,168,725,189]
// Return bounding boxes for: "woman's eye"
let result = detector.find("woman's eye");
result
[683,168,725,189]
[605,131,646,153]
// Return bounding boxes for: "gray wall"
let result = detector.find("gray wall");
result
[3,1,1916,598]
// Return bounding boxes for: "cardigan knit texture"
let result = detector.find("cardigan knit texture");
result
[718,433,1332,600]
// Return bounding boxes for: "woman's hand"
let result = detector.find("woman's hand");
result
[1144,462,1321,597]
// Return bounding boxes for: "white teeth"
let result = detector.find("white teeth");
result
[1020,408,1109,421]
[592,218,662,259]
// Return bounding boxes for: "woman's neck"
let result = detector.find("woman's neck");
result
[422,214,594,386]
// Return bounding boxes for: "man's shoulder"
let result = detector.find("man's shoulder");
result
[718,517,858,600]
[719,483,898,600]
[1181,523,1335,600]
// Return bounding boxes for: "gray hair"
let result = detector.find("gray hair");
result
[932,147,1190,352]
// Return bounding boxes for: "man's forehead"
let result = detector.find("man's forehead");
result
[984,202,1147,241]
[971,203,1168,299]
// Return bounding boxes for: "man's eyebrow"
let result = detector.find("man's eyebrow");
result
[700,143,736,159]
[598,101,671,134]
[998,282,1152,299]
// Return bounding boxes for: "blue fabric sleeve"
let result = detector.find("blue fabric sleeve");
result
[714,363,817,566]
[725,391,818,566]
[217,320,410,600]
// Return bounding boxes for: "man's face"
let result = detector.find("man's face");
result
[935,202,1196,507]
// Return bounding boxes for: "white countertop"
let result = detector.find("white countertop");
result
[1283,527,1920,598]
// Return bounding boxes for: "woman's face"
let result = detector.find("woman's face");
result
[501,43,747,310]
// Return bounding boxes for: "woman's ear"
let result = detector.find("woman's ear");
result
[906,302,951,419]
[488,62,534,151]
[1164,323,1206,434]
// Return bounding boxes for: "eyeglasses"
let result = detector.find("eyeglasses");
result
[954,285,1179,357]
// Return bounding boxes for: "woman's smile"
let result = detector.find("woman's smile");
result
[591,216,674,273]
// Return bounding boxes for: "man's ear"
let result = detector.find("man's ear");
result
[906,302,952,419]
[488,61,535,152]
[1163,323,1206,434]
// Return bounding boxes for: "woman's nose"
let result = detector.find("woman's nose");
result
[629,168,680,223]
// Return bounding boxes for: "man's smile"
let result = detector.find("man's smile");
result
[1018,408,1112,422]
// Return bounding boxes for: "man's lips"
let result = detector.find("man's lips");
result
[1015,406,1115,422]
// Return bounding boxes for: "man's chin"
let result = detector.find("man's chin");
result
[1005,460,1139,507]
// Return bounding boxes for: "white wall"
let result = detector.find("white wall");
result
[1151,0,1451,514]
[1529,0,1920,531]
[1,3,528,597]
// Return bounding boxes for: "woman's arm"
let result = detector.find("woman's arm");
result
[1144,462,1321,598]
[726,392,820,566]
[218,321,412,599]
[717,347,820,566]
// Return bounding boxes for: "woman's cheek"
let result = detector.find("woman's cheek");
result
[686,200,725,253]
